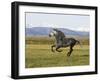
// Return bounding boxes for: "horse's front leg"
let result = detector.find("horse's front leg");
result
[51,45,55,52]
[56,46,62,52]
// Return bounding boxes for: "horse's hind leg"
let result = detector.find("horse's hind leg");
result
[67,46,73,57]
[51,45,55,52]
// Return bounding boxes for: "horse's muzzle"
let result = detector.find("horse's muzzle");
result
[49,34,51,37]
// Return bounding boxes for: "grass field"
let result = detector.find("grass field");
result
[25,36,89,68]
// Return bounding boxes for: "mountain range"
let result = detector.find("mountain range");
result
[25,27,89,37]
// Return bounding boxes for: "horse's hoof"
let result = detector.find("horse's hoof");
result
[67,53,70,57]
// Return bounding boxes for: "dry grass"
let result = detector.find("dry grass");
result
[25,44,89,68]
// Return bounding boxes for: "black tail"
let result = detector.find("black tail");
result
[76,40,82,47]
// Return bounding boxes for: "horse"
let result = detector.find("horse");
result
[49,28,81,57]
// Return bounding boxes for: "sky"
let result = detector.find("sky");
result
[25,12,90,32]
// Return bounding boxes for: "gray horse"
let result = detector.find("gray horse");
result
[49,28,81,57]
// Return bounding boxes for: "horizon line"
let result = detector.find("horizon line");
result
[26,26,89,32]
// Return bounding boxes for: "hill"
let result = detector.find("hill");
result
[25,27,89,37]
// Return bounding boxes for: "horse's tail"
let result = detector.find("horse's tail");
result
[76,40,82,48]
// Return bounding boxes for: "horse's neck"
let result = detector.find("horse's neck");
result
[58,31,65,37]
[55,36,64,43]
[55,31,65,43]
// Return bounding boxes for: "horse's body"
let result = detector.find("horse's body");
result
[49,28,81,56]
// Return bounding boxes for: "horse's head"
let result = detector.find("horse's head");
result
[49,28,65,38]
[49,29,57,37]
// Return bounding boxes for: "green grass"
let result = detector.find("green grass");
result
[25,44,89,68]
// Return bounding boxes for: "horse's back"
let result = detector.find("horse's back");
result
[63,37,77,46]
